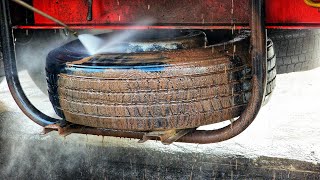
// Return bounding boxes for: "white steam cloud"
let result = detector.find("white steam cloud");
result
[78,18,155,55]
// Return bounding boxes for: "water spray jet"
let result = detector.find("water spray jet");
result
[11,0,156,56]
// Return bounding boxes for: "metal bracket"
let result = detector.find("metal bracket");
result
[138,129,196,145]
[87,0,93,21]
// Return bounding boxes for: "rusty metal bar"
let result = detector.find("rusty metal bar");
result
[177,0,267,143]
[0,0,60,127]
[13,25,249,30]
[12,24,320,30]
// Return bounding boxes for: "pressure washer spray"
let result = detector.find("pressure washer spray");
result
[11,0,155,55]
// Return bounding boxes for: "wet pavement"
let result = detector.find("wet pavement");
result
[0,69,320,179]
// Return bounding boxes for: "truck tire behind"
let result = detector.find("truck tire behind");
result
[269,29,320,74]
[0,49,4,83]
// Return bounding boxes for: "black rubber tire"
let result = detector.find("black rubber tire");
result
[268,29,320,74]
[265,38,276,103]
[0,46,4,83]
[46,32,276,131]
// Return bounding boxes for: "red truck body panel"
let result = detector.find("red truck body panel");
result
[14,0,320,29]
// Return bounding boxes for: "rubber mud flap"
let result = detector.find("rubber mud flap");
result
[46,31,276,131]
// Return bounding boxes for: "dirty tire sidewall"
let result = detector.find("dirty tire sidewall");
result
[47,32,276,131]
[264,38,276,104]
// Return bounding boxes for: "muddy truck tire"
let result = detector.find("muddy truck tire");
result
[269,29,320,74]
[46,31,276,131]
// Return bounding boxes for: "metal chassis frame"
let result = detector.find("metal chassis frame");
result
[0,0,266,144]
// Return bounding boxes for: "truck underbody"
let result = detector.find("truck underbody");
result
[1,0,320,144]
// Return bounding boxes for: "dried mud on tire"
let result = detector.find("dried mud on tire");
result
[47,32,276,131]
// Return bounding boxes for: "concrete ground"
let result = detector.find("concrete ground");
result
[0,69,320,179]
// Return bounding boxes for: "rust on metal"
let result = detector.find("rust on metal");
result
[138,128,196,145]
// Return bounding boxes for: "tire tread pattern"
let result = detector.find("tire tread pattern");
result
[47,37,276,130]
[269,29,320,74]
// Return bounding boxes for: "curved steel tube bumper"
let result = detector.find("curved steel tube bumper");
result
[179,0,267,143]
[0,0,60,127]
[0,0,266,144]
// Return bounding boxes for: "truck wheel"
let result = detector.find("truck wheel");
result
[46,31,275,131]
[0,50,4,83]
[264,38,276,104]
[269,29,320,74]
